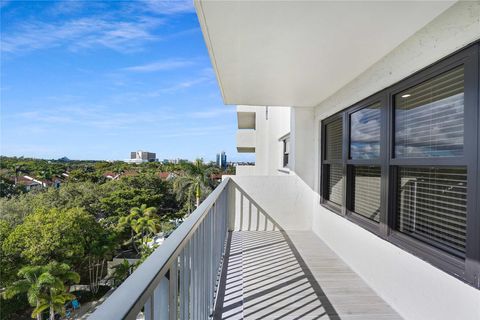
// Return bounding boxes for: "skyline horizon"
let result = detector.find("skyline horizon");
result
[0,152,255,163]
[0,1,255,163]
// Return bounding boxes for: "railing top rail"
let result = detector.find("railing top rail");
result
[88,177,231,320]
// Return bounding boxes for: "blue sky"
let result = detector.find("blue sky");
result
[1,0,251,162]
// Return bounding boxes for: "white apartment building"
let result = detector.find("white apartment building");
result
[90,2,480,319]
[127,150,157,163]
[222,1,480,319]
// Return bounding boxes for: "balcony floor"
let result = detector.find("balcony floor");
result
[214,231,401,320]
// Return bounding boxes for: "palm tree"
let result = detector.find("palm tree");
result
[118,205,162,253]
[32,273,74,320]
[173,173,211,213]
[34,262,80,320]
[2,265,45,320]
[131,216,161,249]
[110,259,132,287]
[2,262,79,320]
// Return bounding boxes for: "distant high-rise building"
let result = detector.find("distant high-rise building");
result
[216,151,227,169]
[127,150,157,163]
[221,152,227,169]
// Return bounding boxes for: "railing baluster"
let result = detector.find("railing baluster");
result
[207,211,211,316]
[248,201,252,231]
[168,260,178,320]
[200,221,205,318]
[187,240,192,320]
[179,250,185,320]
[202,220,207,318]
[144,296,153,320]
[199,229,202,319]
[193,230,199,319]
[192,231,196,319]
[88,179,231,320]
[209,207,214,315]
[239,192,243,231]
[256,206,260,231]
[187,242,191,320]
[158,276,169,320]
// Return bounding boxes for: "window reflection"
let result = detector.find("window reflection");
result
[350,102,381,159]
[395,66,464,158]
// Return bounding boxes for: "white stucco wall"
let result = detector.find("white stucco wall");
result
[237,106,291,176]
[236,130,255,152]
[230,175,313,231]
[305,3,480,320]
[290,107,315,188]
[235,165,255,176]
[313,1,480,120]
[233,2,480,319]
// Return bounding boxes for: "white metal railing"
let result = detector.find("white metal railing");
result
[88,177,282,320]
[89,178,230,320]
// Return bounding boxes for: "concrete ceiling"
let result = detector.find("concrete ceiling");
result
[195,1,455,107]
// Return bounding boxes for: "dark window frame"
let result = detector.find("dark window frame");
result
[321,114,345,214]
[345,94,387,235]
[282,136,290,168]
[320,42,480,289]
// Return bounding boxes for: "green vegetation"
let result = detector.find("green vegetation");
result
[2,262,80,320]
[0,156,229,319]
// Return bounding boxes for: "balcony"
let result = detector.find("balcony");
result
[235,165,256,176]
[237,107,256,130]
[88,177,400,320]
[236,130,255,153]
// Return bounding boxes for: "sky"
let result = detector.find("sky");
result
[0,0,253,162]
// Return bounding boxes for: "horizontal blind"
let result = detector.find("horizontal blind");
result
[395,66,464,158]
[325,118,343,160]
[327,164,343,206]
[350,102,381,159]
[352,166,381,222]
[396,167,467,257]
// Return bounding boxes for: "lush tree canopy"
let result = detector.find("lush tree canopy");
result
[3,207,104,266]
[99,174,179,219]
[0,156,227,319]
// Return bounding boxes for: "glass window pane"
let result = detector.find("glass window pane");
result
[396,167,467,257]
[352,166,381,222]
[326,164,343,206]
[395,66,464,158]
[350,102,381,159]
[325,118,343,160]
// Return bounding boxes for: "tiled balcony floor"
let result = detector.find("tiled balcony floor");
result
[214,231,401,320]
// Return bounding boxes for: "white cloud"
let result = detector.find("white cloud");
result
[123,58,194,73]
[1,13,164,54]
[12,101,234,132]
[137,0,195,15]
[159,77,211,93]
[47,1,87,15]
[1,0,199,55]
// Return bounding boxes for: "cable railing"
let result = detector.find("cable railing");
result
[88,178,230,320]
